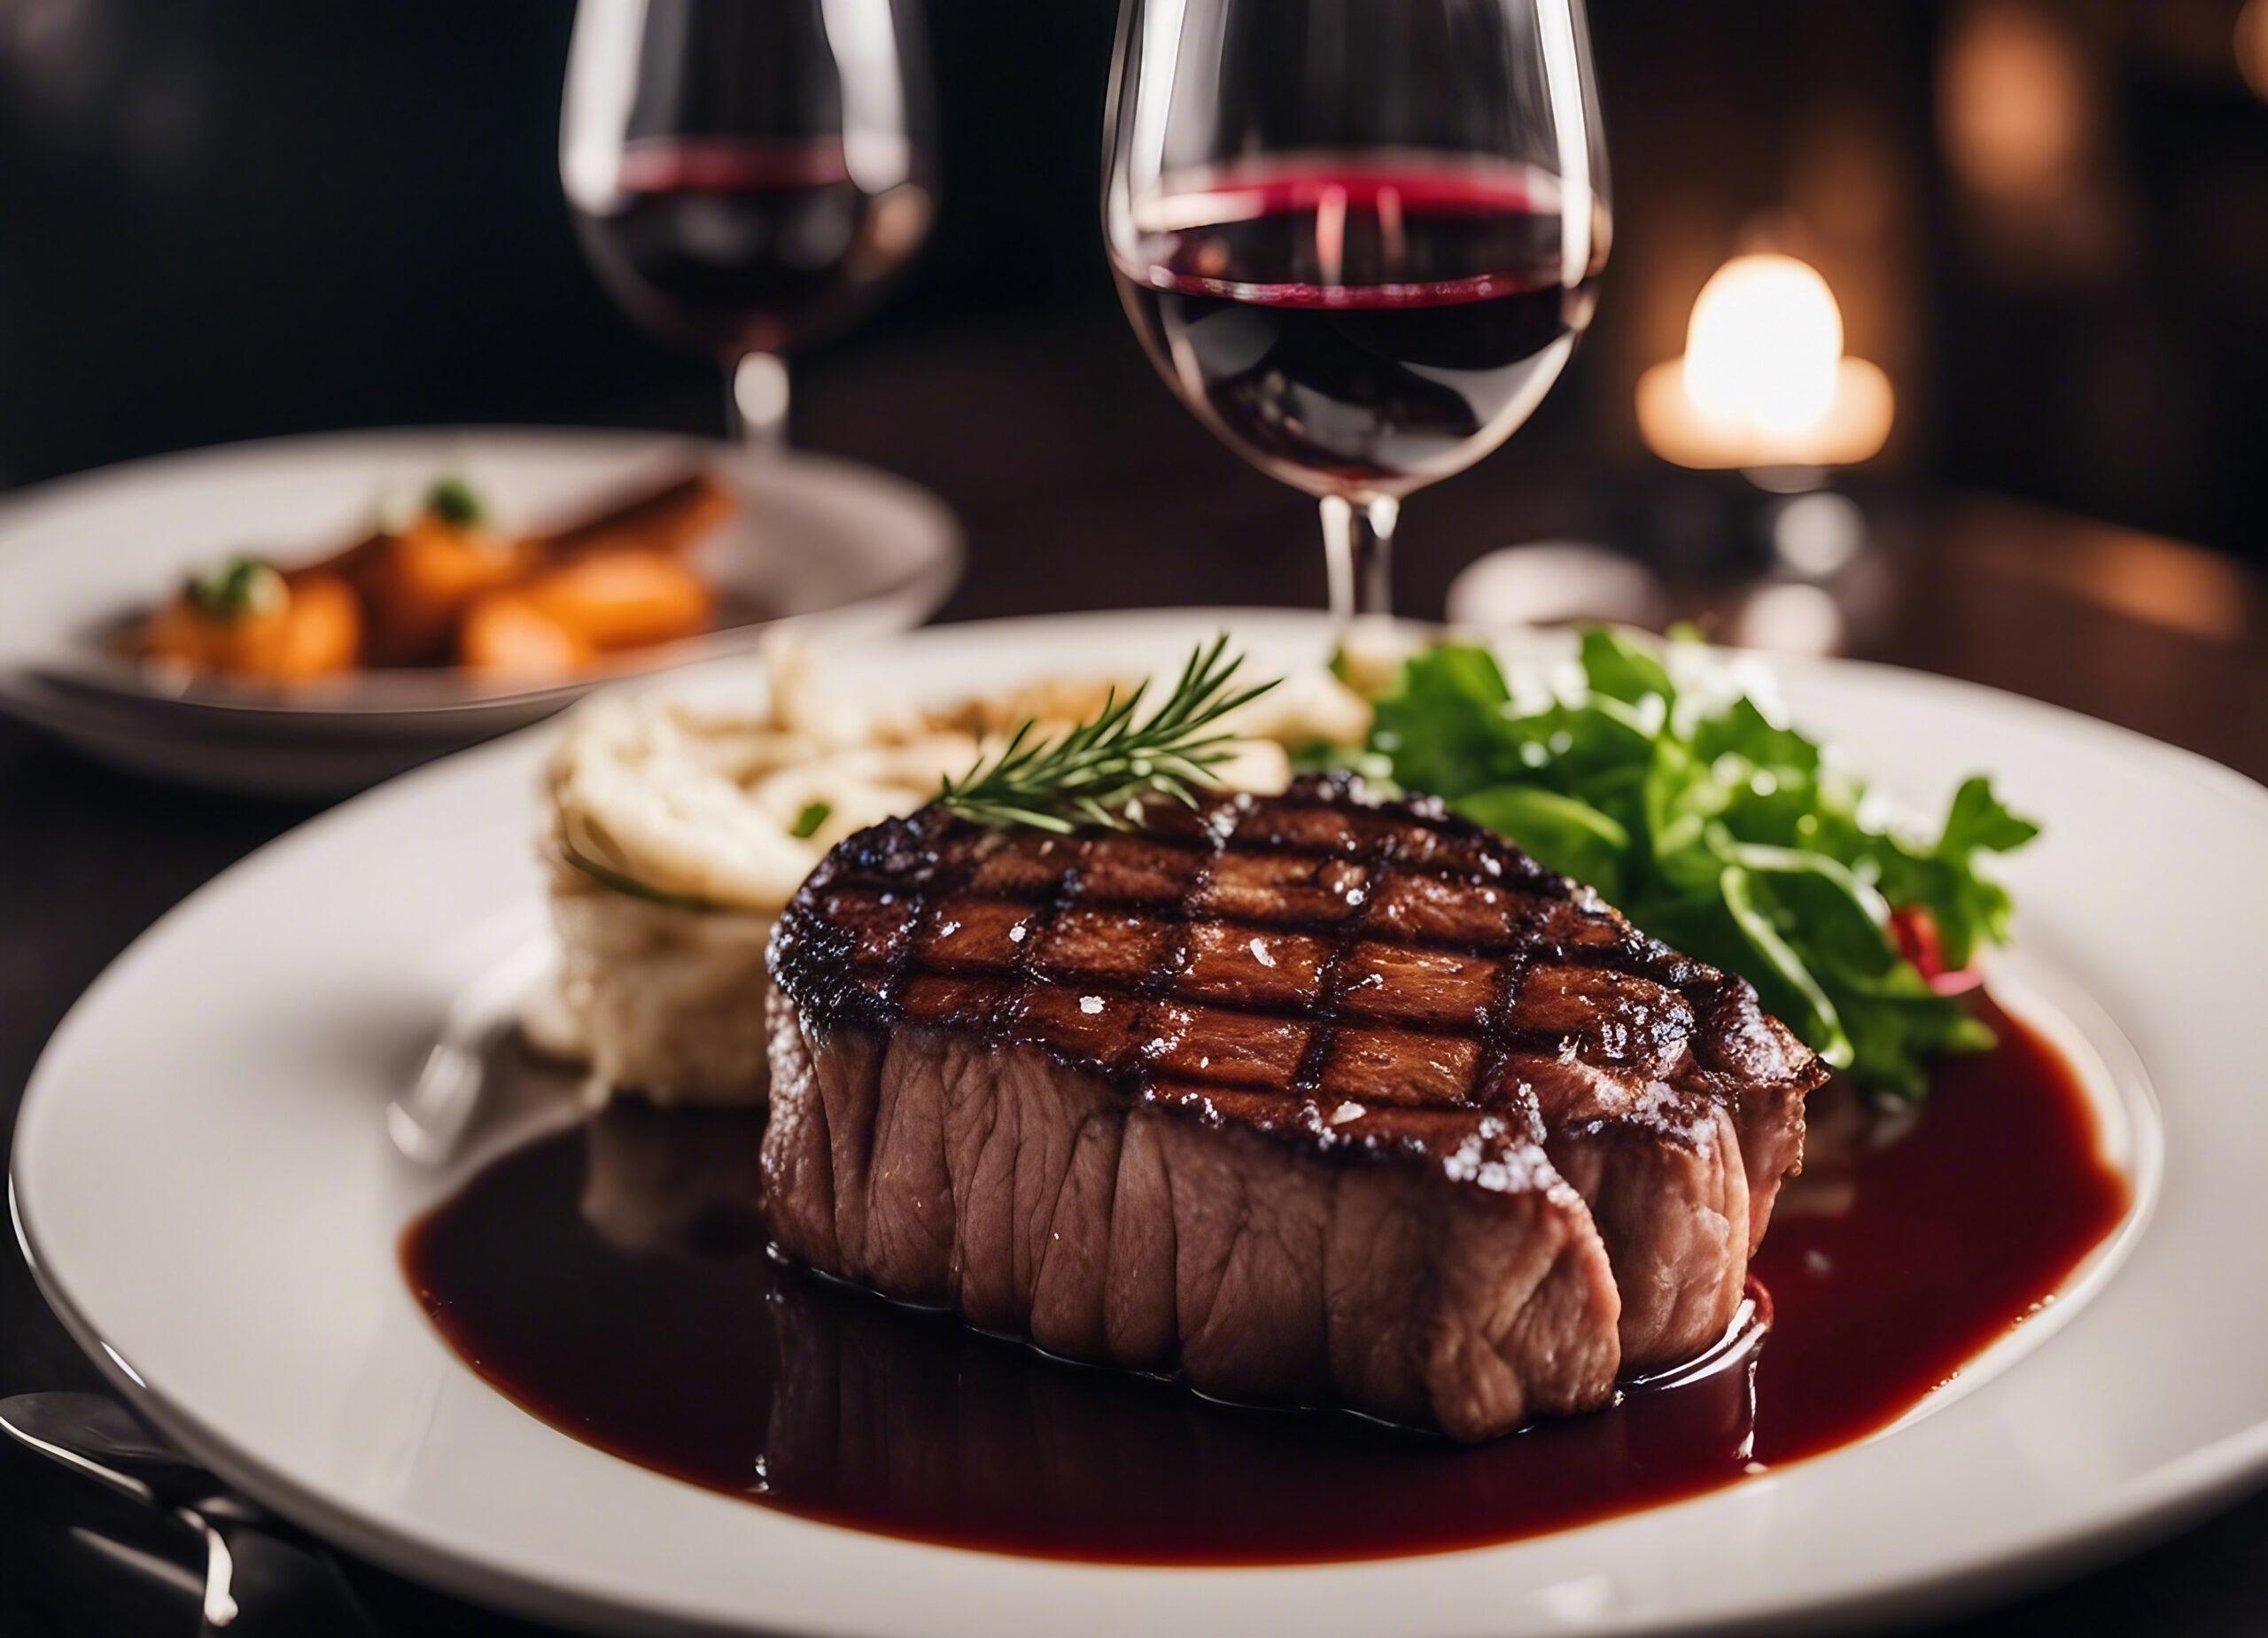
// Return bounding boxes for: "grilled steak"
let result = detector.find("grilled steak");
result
[765,774,1822,1440]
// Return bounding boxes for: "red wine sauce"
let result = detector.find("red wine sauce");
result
[401,995,2127,1564]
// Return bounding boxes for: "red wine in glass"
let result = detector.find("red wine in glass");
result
[572,136,933,361]
[1114,159,1606,496]
[562,0,932,446]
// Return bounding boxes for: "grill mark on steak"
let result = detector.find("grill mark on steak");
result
[987,838,1079,1052]
[767,772,1822,1438]
[788,881,1734,1111]
[774,778,1819,1211]
[1471,894,1559,1150]
[821,854,1705,977]
[1283,813,1396,1099]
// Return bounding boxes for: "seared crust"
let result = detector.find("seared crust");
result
[768,772,1825,1197]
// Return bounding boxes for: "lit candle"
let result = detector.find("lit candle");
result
[1635,254,1893,470]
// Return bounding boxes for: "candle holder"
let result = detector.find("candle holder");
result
[1448,254,1896,649]
[1635,253,1893,652]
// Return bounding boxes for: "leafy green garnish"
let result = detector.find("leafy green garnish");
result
[790,801,832,840]
[185,555,285,623]
[425,474,488,528]
[1364,629,2037,1097]
[936,634,1277,833]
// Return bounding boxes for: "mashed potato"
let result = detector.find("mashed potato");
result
[541,642,1371,1105]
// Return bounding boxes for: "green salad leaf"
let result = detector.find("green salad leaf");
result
[1363,631,2037,1097]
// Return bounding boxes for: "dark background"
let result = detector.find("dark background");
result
[1,0,2264,565]
[4,3,2268,1635]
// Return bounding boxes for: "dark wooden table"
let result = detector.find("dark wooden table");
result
[5,318,2265,1634]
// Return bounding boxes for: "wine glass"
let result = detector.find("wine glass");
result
[1104,0,1610,626]
[562,0,934,446]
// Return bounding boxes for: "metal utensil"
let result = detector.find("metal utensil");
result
[0,1391,379,1634]
[386,937,555,1165]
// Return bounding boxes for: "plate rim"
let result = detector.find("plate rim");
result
[13,606,2268,1637]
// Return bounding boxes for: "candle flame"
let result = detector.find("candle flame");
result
[1681,254,1844,438]
[1636,252,1892,470]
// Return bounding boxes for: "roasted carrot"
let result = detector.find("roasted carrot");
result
[139,560,361,681]
[459,592,596,680]
[136,469,729,687]
[517,550,713,653]
[268,572,362,678]
[346,518,533,667]
[140,589,284,675]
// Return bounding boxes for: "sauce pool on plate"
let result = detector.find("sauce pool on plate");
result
[400,995,2128,1564]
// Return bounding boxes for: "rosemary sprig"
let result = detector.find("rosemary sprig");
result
[934,634,1278,833]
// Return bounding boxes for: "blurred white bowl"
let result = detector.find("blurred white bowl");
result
[0,427,960,796]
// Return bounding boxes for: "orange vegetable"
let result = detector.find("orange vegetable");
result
[459,593,596,681]
[516,550,713,653]
[140,567,361,682]
[136,468,730,687]
[346,519,532,667]
[269,572,363,679]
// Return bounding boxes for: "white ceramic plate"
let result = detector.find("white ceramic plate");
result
[13,609,2268,1637]
[0,428,960,796]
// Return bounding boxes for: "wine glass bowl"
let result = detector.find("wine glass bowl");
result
[562,0,933,445]
[1104,0,1609,621]
[579,134,928,361]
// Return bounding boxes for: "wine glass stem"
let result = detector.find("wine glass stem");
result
[727,353,790,449]
[1321,492,1399,630]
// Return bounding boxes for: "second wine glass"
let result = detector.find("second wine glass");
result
[1104,0,1610,625]
[563,0,934,446]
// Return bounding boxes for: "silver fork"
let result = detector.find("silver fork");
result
[384,939,557,1166]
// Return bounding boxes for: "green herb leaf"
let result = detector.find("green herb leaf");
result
[1579,626,1677,708]
[1824,959,1994,1100]
[1368,643,1518,797]
[1860,775,2037,969]
[425,474,488,529]
[1720,842,1891,971]
[790,801,832,840]
[1940,774,2040,854]
[1720,864,1855,1068]
[185,555,285,623]
[1691,696,1820,777]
